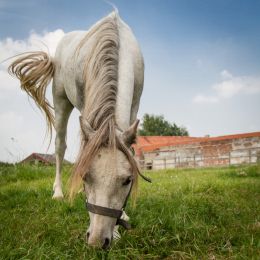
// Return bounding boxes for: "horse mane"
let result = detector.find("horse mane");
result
[69,12,139,201]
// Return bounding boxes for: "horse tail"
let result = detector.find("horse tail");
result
[8,51,55,139]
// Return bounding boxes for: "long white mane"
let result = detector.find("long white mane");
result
[69,13,139,199]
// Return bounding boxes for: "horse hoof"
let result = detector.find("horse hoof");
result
[52,192,64,200]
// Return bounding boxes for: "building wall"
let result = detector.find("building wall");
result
[142,136,260,170]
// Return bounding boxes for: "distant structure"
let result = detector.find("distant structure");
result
[133,132,260,170]
[20,153,70,165]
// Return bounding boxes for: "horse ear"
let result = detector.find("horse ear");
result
[79,116,94,141]
[122,119,139,147]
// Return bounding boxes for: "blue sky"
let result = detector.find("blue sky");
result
[0,0,260,161]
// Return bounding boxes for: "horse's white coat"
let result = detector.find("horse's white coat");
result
[51,12,144,248]
[53,13,143,128]
[116,17,144,130]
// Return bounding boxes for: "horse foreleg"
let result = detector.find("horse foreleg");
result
[52,98,73,199]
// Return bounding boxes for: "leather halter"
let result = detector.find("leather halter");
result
[86,172,151,230]
[85,137,152,230]
[86,202,131,229]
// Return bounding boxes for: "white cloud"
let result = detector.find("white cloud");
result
[0,29,65,93]
[0,29,68,163]
[193,70,260,104]
[214,73,260,98]
[193,94,219,104]
[27,29,65,56]
[0,29,64,61]
[220,70,233,80]
[0,69,17,91]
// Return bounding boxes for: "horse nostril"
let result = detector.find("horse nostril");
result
[102,238,110,249]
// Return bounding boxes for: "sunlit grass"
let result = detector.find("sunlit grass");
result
[0,163,259,259]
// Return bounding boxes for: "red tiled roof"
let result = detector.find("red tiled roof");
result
[202,131,260,142]
[133,136,200,156]
[137,136,199,146]
[133,132,260,155]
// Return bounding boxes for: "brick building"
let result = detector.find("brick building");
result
[133,132,260,170]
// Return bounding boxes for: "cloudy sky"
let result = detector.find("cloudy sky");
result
[1,0,260,162]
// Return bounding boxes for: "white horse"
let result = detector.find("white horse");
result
[8,11,146,249]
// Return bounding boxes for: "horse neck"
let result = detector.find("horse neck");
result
[78,12,138,132]
[115,20,136,131]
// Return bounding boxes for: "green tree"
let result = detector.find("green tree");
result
[138,114,189,136]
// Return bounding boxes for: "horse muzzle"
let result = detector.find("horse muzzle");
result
[85,202,131,249]
[87,230,111,249]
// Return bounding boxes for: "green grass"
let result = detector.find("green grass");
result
[0,164,259,259]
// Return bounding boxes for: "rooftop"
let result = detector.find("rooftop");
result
[21,153,71,164]
[133,131,260,155]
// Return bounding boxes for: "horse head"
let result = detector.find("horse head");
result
[72,118,139,249]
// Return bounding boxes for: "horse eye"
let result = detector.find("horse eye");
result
[123,176,132,186]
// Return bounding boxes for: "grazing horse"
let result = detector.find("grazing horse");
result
[8,11,149,249]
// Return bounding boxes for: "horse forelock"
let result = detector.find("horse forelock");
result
[69,126,139,201]
[69,13,139,201]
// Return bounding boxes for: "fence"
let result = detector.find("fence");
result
[138,147,260,170]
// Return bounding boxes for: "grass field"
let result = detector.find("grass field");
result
[0,164,259,259]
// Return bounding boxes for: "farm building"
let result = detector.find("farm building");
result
[20,153,70,165]
[133,132,260,170]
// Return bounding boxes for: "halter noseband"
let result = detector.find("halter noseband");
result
[86,178,133,230]
[86,172,151,230]
[86,201,131,229]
